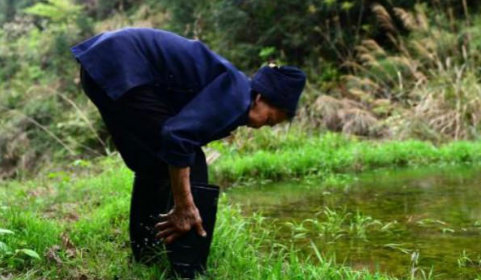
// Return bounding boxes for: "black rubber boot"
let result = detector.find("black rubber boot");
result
[166,183,220,279]
[129,174,171,264]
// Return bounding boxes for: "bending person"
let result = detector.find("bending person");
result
[71,27,306,279]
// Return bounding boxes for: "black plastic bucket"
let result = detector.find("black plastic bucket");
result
[165,183,220,279]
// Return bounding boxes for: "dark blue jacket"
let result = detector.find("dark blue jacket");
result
[71,28,252,167]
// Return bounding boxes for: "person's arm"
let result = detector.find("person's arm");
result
[154,70,250,244]
[155,166,206,244]
[158,70,251,167]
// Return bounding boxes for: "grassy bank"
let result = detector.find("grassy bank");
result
[2,131,478,278]
[0,158,404,280]
[211,130,481,183]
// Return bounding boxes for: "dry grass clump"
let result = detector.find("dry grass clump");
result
[395,69,481,141]
[311,95,381,137]
[312,95,345,131]
[0,120,35,178]
[340,3,481,142]
[96,5,168,31]
[340,108,379,136]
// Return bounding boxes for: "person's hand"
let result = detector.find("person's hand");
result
[155,204,207,244]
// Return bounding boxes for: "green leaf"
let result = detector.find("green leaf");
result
[24,0,82,23]
[0,229,14,235]
[341,1,354,11]
[0,241,9,252]
[324,0,337,6]
[259,47,276,60]
[17,249,41,260]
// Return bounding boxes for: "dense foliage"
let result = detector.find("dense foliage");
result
[1,0,481,178]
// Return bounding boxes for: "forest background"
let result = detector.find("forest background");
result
[1,0,481,179]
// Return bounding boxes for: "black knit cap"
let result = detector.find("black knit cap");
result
[251,65,307,117]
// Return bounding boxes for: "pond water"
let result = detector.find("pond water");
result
[227,166,481,279]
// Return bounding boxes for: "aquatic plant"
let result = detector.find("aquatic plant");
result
[409,251,434,280]
[314,207,349,239]
[384,243,413,255]
[457,250,481,268]
[286,207,385,242]
[350,210,383,238]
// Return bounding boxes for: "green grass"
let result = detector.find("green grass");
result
[0,157,412,280]
[4,130,480,279]
[211,130,481,183]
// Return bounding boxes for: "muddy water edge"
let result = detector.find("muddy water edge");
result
[227,166,481,279]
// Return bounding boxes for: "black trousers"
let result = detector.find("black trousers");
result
[80,68,209,262]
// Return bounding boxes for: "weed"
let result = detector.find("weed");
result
[0,228,41,269]
[384,243,413,255]
[457,250,481,268]
[409,251,434,280]
[286,207,386,242]
[350,210,383,238]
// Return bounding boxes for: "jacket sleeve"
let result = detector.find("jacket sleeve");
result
[159,70,250,167]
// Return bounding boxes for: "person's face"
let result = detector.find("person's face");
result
[247,94,289,129]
